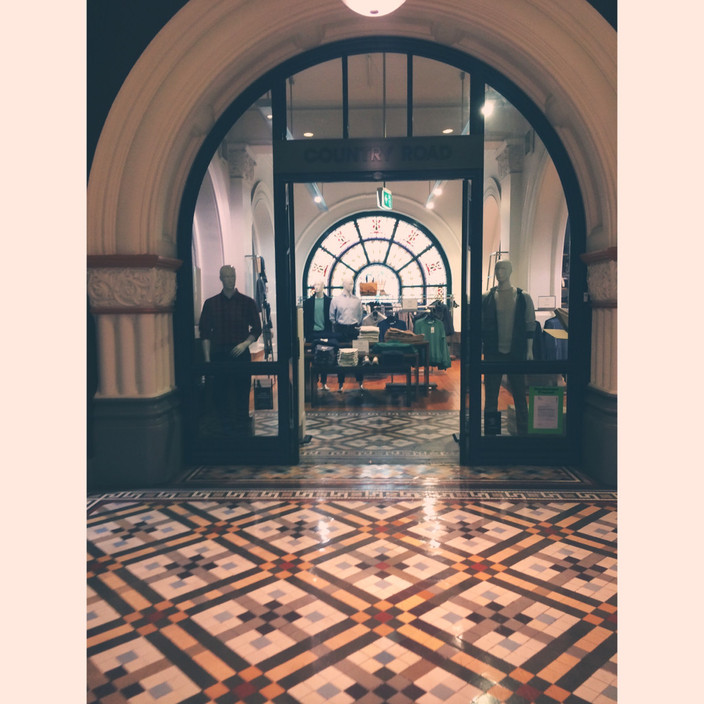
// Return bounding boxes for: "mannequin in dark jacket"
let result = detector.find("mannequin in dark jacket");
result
[303,280,333,390]
[303,280,332,341]
[481,260,535,434]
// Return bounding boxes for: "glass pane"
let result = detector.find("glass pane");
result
[482,372,568,437]
[307,249,335,290]
[340,242,368,270]
[418,250,447,285]
[413,57,470,136]
[348,53,407,138]
[288,60,342,139]
[193,370,279,440]
[193,91,277,364]
[394,220,431,253]
[320,221,359,256]
[399,262,423,287]
[330,263,353,289]
[357,264,399,300]
[356,214,396,239]
[482,84,569,363]
[386,242,413,269]
[364,239,391,262]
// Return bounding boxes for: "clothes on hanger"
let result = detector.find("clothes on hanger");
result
[377,313,406,342]
[428,299,455,335]
[361,309,387,327]
[413,313,451,370]
[543,315,568,360]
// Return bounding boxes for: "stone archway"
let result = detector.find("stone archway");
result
[87,0,616,484]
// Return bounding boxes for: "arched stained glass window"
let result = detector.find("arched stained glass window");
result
[303,212,451,304]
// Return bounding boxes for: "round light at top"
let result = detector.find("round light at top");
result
[341,0,407,17]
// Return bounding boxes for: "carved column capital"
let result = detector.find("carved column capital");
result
[582,247,617,307]
[497,144,524,179]
[226,143,256,180]
[87,257,181,313]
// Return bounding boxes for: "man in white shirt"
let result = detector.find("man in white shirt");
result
[329,275,364,390]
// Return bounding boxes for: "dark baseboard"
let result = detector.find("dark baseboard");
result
[88,392,182,490]
[581,386,617,488]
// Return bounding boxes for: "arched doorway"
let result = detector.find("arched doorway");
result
[175,39,588,468]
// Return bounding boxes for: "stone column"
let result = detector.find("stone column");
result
[224,143,256,280]
[87,255,182,488]
[496,143,525,279]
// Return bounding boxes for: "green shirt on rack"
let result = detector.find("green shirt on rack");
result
[413,316,452,370]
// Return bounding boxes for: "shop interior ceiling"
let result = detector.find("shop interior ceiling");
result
[221,56,521,247]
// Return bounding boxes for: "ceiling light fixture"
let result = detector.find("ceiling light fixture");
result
[341,0,407,17]
[303,132,314,137]
[481,101,495,118]
[442,128,454,134]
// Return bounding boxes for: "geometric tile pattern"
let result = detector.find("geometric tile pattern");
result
[88,496,616,703]
[181,462,590,488]
[299,411,463,463]
[251,409,511,463]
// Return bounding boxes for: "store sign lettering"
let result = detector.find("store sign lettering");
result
[276,136,482,176]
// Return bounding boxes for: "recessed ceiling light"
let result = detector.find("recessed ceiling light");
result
[303,132,314,137]
[266,114,272,120]
[426,201,435,210]
[442,128,454,134]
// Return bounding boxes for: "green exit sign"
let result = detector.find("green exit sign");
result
[376,187,393,210]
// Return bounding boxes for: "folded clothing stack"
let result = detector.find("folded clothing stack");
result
[358,325,380,343]
[384,327,426,345]
[371,341,414,365]
[337,348,359,367]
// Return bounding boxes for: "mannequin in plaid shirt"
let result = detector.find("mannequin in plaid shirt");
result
[199,265,262,433]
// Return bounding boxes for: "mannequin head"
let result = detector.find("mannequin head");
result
[494,259,513,286]
[312,279,325,297]
[342,275,354,295]
[219,265,237,292]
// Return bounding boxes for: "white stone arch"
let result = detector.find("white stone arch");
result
[88,0,615,260]
[86,0,617,483]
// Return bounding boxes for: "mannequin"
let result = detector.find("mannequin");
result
[481,260,535,435]
[199,265,262,434]
[329,274,363,390]
[303,279,333,390]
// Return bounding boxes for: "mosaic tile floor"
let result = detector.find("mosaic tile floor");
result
[299,411,461,463]
[88,490,617,703]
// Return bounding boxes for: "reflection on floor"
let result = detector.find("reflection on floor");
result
[180,462,590,488]
[88,486,616,703]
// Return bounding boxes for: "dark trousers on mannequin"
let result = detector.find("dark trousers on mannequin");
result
[210,345,252,433]
[308,330,333,386]
[333,323,363,387]
[484,352,529,435]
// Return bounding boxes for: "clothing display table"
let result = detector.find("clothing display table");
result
[308,362,414,407]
